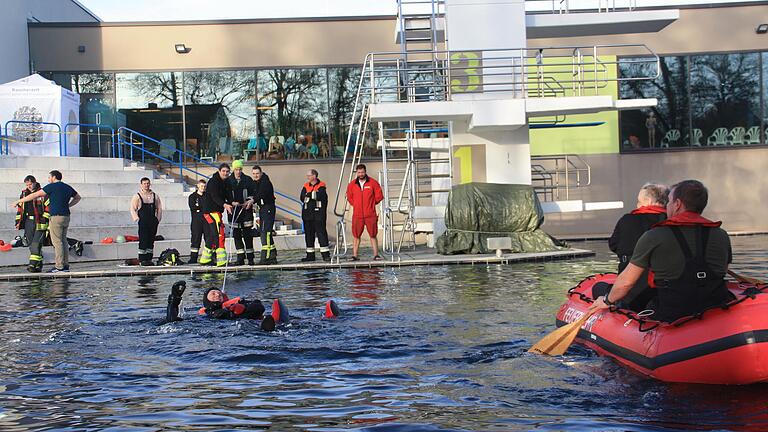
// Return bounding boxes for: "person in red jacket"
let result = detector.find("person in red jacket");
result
[346,164,384,260]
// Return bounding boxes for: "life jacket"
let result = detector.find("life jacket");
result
[198,295,246,316]
[301,180,327,219]
[630,205,666,215]
[15,186,50,231]
[653,211,722,228]
[649,213,732,322]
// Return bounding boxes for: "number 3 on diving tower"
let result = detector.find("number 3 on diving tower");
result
[450,52,481,93]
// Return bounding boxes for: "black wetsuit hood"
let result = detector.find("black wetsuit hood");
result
[202,288,223,313]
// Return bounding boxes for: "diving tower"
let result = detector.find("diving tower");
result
[333,0,677,258]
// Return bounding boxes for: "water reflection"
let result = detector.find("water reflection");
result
[0,237,766,431]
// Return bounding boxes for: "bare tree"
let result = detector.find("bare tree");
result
[72,73,113,94]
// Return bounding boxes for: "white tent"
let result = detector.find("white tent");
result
[0,74,80,156]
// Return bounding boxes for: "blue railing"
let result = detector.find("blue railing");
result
[117,126,216,178]
[1,120,7,155]
[4,120,63,155]
[116,127,304,230]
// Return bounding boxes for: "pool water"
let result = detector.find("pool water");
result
[1,237,767,431]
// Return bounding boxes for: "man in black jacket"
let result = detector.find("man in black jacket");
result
[602,183,668,311]
[228,160,256,265]
[249,165,277,265]
[300,169,330,262]
[187,179,206,264]
[201,164,233,267]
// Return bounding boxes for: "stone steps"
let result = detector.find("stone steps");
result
[0,221,302,244]
[0,155,309,267]
[0,209,192,227]
[0,234,309,267]
[0,223,191,243]
[0,182,186,198]
[0,195,191,213]
[0,156,127,171]
[0,168,167,184]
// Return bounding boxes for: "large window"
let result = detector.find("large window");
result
[73,73,116,157]
[620,56,690,149]
[116,72,185,162]
[39,66,366,161]
[691,53,761,146]
[183,70,255,159]
[256,69,329,160]
[619,51,767,151]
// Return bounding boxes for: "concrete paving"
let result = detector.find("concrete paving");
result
[0,246,595,281]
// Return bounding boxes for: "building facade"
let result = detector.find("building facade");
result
[16,2,768,235]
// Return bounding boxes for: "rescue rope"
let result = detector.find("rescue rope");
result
[221,205,244,294]
[443,228,532,235]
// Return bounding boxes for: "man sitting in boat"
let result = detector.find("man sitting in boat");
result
[590,180,734,322]
[601,183,668,311]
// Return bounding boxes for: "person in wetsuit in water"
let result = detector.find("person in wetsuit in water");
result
[164,281,340,329]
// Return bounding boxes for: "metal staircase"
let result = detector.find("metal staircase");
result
[331,0,451,260]
[331,0,661,260]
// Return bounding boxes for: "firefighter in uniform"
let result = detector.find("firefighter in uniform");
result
[201,164,233,267]
[130,177,163,266]
[187,179,207,264]
[249,165,277,265]
[300,169,330,262]
[15,175,50,273]
[228,160,256,266]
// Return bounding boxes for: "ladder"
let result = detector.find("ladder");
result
[331,0,452,260]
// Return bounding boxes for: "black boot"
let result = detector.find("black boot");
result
[321,251,331,262]
[259,249,278,265]
[235,253,245,266]
[246,252,255,266]
[139,253,153,266]
[301,252,316,262]
[266,249,278,265]
[188,252,198,264]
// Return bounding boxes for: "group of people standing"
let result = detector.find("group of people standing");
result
[9,161,387,272]
[185,161,281,267]
[11,171,81,273]
[183,161,384,266]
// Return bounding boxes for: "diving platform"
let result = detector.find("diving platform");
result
[0,246,594,281]
[369,97,657,132]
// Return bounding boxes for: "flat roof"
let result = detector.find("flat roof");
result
[29,1,768,27]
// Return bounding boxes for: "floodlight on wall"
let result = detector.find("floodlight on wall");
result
[757,24,768,34]
[77,45,86,53]
[174,43,191,54]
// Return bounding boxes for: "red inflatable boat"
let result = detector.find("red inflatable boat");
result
[556,273,768,385]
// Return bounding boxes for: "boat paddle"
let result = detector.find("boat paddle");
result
[529,311,595,356]
[727,270,764,285]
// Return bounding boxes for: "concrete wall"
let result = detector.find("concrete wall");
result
[0,1,31,84]
[542,146,768,237]
[529,4,768,56]
[27,0,99,23]
[29,17,402,72]
[27,4,768,74]
[0,0,97,84]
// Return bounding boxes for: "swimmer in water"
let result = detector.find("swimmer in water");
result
[164,281,340,330]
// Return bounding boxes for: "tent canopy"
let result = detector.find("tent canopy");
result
[0,74,80,156]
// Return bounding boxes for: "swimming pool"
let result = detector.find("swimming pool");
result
[1,237,766,431]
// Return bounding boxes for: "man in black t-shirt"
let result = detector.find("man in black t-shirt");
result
[590,180,733,322]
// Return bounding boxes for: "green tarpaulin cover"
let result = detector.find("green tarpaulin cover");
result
[436,183,564,255]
